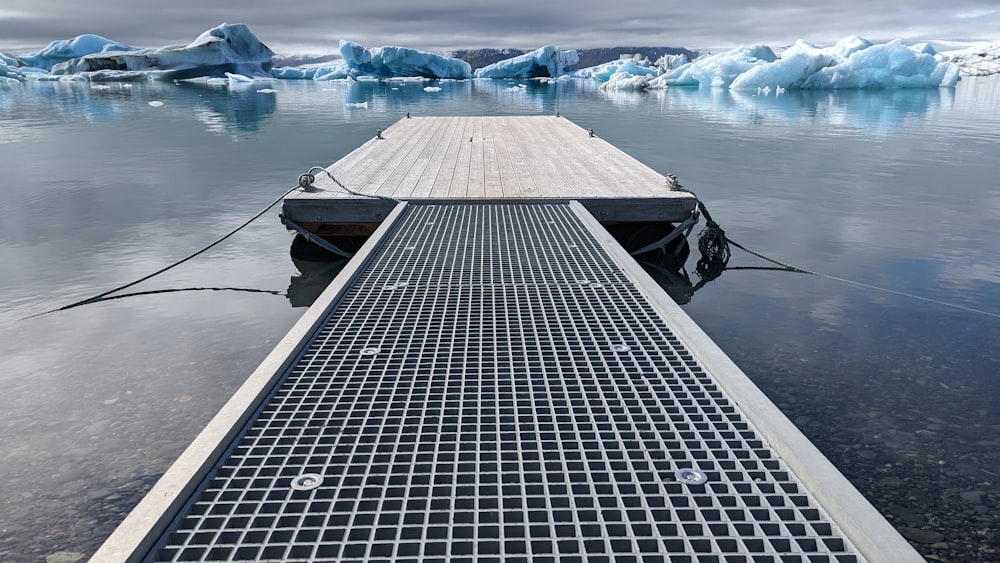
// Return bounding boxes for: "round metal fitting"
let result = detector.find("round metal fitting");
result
[675,468,708,485]
[360,347,380,356]
[610,344,630,352]
[291,473,323,491]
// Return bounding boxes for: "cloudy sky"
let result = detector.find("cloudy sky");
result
[1,0,997,55]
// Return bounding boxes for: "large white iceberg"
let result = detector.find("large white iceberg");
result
[800,40,960,88]
[649,36,959,90]
[48,23,274,80]
[16,34,139,70]
[652,44,778,88]
[729,40,835,90]
[335,40,470,79]
[944,42,1000,76]
[474,45,579,78]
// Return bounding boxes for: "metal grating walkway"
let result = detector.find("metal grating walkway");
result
[152,203,865,562]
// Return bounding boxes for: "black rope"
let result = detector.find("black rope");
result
[689,199,1000,319]
[55,286,283,310]
[21,186,298,320]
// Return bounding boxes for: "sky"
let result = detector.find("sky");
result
[1,0,998,55]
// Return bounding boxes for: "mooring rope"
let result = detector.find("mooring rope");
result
[22,164,403,320]
[21,175,322,320]
[693,199,1000,320]
[306,166,401,202]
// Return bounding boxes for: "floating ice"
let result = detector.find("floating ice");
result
[1,53,25,83]
[943,42,1000,76]
[600,72,652,91]
[48,23,274,80]
[653,44,778,88]
[272,66,316,79]
[474,45,579,78]
[423,86,442,92]
[7,28,980,88]
[729,40,835,90]
[800,40,959,88]
[335,40,471,79]
[647,36,960,89]
[572,57,658,82]
[16,34,139,70]
[148,101,164,107]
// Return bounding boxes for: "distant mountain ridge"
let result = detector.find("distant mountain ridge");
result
[451,46,699,71]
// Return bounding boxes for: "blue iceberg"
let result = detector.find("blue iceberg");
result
[2,52,26,83]
[46,23,275,80]
[16,34,139,71]
[799,40,960,89]
[335,40,471,79]
[652,44,778,88]
[474,45,579,78]
[572,57,658,82]
[650,36,960,90]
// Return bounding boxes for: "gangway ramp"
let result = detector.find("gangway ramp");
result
[95,202,919,562]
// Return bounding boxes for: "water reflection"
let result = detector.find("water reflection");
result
[180,82,278,135]
[658,86,951,134]
[287,258,347,308]
[0,79,279,136]
[1,76,997,562]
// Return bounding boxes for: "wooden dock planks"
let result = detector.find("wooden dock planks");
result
[284,115,697,225]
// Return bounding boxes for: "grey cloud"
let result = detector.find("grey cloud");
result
[1,0,997,55]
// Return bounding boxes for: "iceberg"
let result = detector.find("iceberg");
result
[599,72,652,91]
[800,40,960,88]
[943,42,1000,76]
[335,40,471,79]
[474,45,579,78]
[652,44,778,88]
[654,53,690,71]
[649,36,959,90]
[572,57,658,82]
[48,23,274,80]
[16,34,139,70]
[2,53,26,83]
[729,40,835,90]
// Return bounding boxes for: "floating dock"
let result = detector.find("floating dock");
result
[280,116,698,252]
[95,117,920,562]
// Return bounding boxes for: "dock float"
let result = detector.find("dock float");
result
[95,118,921,562]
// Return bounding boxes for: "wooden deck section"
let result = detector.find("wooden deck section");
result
[282,116,697,234]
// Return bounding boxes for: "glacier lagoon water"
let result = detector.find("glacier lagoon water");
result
[1,76,998,561]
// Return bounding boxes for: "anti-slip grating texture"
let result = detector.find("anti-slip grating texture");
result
[152,204,862,562]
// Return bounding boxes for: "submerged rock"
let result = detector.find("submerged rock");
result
[898,526,946,544]
[45,552,86,563]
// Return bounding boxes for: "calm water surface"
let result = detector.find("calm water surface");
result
[1,76,998,561]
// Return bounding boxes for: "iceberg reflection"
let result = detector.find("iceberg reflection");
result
[659,86,950,134]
